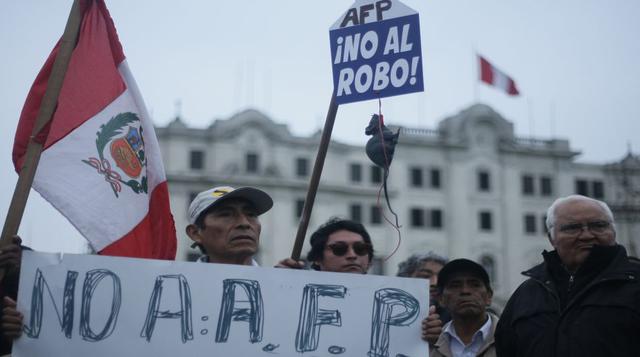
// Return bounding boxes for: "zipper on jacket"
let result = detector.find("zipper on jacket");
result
[567,274,574,294]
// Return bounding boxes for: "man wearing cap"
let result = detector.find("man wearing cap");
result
[495,195,640,357]
[186,186,272,265]
[430,258,497,357]
[0,186,272,345]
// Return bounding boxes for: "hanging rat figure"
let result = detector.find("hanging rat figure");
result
[365,113,400,225]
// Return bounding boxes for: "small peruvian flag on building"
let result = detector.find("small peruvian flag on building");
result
[478,55,520,96]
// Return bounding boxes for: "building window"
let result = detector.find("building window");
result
[189,150,204,170]
[522,175,535,195]
[410,167,423,187]
[477,170,491,192]
[371,165,383,184]
[524,214,537,234]
[350,163,362,183]
[430,209,443,229]
[575,179,589,196]
[410,208,425,227]
[430,168,441,189]
[592,181,604,199]
[479,255,496,283]
[479,211,493,231]
[370,205,382,224]
[295,158,309,177]
[350,203,362,222]
[574,178,605,199]
[246,153,259,173]
[295,199,305,218]
[540,176,553,196]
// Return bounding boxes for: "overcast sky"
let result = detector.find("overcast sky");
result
[1,0,639,253]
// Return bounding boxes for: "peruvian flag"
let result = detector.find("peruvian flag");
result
[12,1,176,259]
[478,55,520,96]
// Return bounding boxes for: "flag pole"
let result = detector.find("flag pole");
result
[291,95,339,260]
[472,45,478,103]
[1,0,83,246]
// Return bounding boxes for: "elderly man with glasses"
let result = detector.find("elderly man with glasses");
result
[495,195,640,357]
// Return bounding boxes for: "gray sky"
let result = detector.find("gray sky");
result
[1,0,639,253]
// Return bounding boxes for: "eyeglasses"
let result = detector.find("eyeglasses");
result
[326,241,372,257]
[557,221,611,235]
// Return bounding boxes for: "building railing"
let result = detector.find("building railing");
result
[513,137,552,147]
[399,127,441,137]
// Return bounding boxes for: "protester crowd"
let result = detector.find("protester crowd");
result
[0,186,639,356]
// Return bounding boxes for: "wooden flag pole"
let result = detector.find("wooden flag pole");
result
[0,0,83,246]
[290,95,339,260]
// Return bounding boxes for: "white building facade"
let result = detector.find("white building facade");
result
[156,103,640,305]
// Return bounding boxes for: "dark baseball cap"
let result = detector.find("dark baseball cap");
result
[437,258,491,291]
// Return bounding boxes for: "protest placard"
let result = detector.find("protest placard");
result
[330,0,424,104]
[14,251,428,356]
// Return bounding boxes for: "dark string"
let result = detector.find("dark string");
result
[375,97,402,261]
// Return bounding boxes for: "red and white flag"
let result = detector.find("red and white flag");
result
[12,1,176,259]
[478,55,520,96]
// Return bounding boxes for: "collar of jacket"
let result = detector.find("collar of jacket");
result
[432,312,499,357]
[523,244,635,284]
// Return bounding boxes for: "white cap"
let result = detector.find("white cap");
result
[187,186,273,224]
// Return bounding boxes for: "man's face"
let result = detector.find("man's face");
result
[551,199,616,272]
[316,230,371,274]
[441,272,492,319]
[187,198,261,264]
[411,260,444,303]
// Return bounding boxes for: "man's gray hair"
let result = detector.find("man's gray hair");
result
[545,194,616,240]
[397,252,449,277]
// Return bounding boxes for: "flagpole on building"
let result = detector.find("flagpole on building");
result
[550,100,556,137]
[291,95,339,260]
[527,97,534,137]
[472,45,478,103]
[1,0,83,246]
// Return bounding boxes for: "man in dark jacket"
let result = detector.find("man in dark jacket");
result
[495,195,640,357]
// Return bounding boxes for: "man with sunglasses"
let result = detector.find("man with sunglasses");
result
[276,218,374,274]
[495,195,640,357]
[306,218,374,273]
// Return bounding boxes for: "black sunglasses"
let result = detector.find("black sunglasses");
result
[326,241,372,257]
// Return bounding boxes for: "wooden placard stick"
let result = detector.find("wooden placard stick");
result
[1,0,83,247]
[290,95,339,260]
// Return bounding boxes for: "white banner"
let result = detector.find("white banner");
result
[14,251,429,357]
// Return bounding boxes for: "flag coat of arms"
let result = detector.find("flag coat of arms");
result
[12,0,176,259]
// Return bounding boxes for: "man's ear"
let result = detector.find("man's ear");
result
[547,232,555,247]
[485,288,493,306]
[186,224,202,244]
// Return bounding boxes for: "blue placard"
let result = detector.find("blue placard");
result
[330,13,423,105]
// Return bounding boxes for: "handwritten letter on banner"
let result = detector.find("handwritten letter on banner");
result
[15,251,428,356]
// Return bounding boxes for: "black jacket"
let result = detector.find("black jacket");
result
[495,245,640,357]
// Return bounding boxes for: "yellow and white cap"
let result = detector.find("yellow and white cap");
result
[187,186,273,224]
